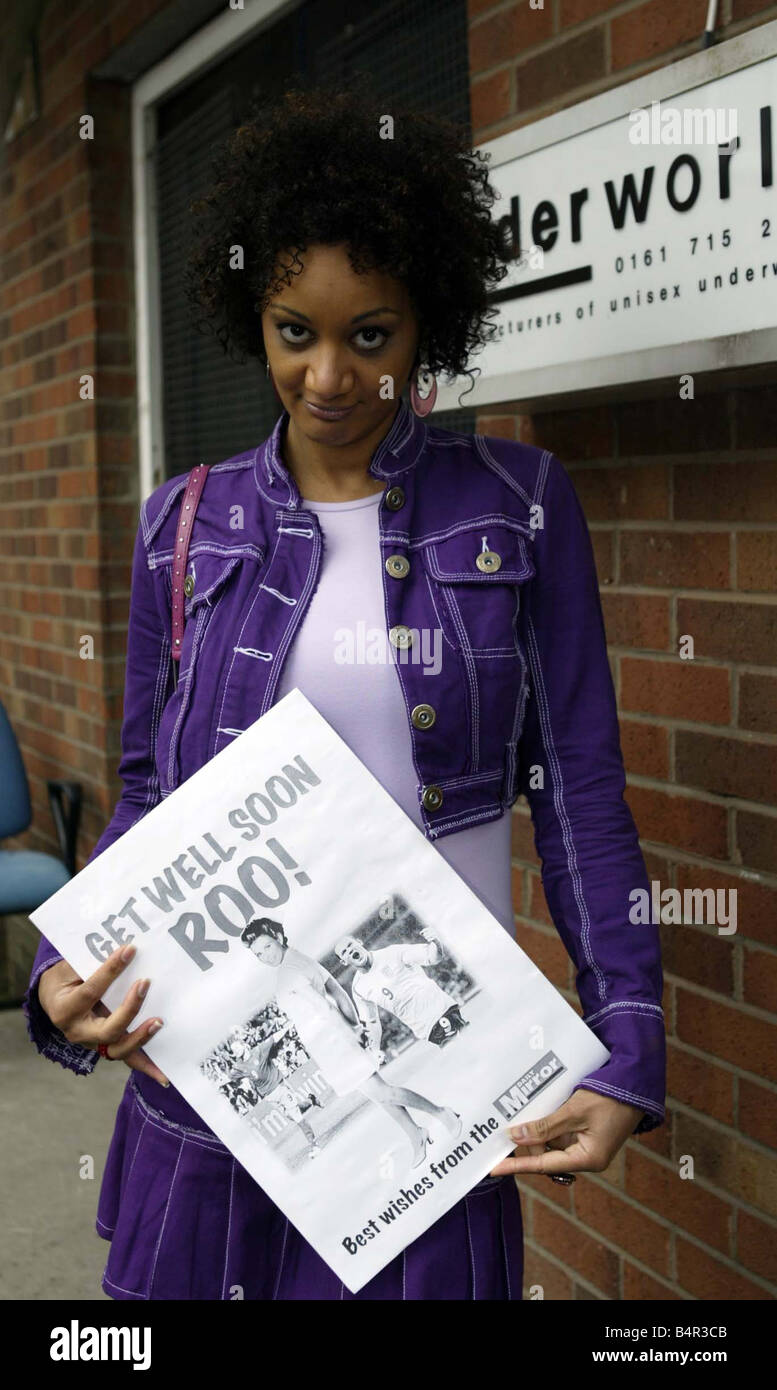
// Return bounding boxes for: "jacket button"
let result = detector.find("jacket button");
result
[476,550,502,573]
[183,575,195,596]
[389,625,413,649]
[421,784,443,811]
[385,486,405,510]
[411,703,436,730]
[386,554,410,579]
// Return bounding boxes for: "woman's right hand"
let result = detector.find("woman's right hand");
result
[37,944,169,1086]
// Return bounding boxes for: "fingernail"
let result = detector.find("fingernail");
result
[148,1019,163,1033]
[161,1078,170,1088]
[120,945,136,962]
[137,979,150,998]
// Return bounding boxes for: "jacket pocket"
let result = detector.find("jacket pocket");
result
[182,552,244,626]
[420,521,535,656]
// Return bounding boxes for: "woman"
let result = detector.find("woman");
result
[241,917,460,1170]
[25,83,665,1301]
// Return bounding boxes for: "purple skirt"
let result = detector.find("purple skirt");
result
[97,1075,524,1300]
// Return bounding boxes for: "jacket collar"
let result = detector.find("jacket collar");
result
[255,396,428,507]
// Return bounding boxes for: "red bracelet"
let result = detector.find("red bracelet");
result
[98,1042,113,1059]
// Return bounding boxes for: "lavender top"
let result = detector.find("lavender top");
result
[276,489,514,931]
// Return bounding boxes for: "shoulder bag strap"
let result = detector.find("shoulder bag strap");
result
[171,463,210,671]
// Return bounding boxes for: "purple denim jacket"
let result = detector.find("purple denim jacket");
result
[24,396,666,1134]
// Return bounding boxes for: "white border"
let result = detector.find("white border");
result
[132,0,300,497]
[436,18,777,415]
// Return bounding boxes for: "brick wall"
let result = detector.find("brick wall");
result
[472,0,777,1300]
[0,3,160,892]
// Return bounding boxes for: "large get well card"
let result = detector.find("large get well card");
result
[30,689,608,1293]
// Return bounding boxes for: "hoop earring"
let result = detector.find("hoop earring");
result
[409,364,437,417]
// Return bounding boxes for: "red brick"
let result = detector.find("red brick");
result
[736,809,777,877]
[737,1210,777,1284]
[600,591,671,650]
[617,395,730,457]
[675,1112,777,1219]
[625,1147,733,1252]
[626,785,728,860]
[561,0,622,24]
[675,988,777,1085]
[571,461,671,519]
[611,0,710,73]
[732,384,777,447]
[675,1235,772,1299]
[620,529,730,589]
[522,1244,575,1300]
[471,67,513,132]
[675,460,777,523]
[619,717,670,779]
[590,528,615,585]
[469,1,554,76]
[737,532,777,592]
[620,656,730,723]
[525,407,615,465]
[666,1042,734,1126]
[477,412,516,439]
[573,1180,672,1273]
[739,672,777,736]
[742,944,777,1012]
[739,1078,777,1150]
[532,1202,620,1297]
[676,730,777,806]
[675,862,776,948]
[622,1262,683,1299]
[516,28,606,113]
[676,597,777,667]
[660,919,734,996]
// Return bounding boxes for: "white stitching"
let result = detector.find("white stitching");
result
[585,1000,665,1026]
[442,586,479,769]
[272,1218,289,1300]
[260,584,297,605]
[427,805,503,837]
[409,515,533,547]
[463,1195,477,1299]
[147,1137,184,1298]
[499,1183,513,1300]
[575,1078,664,1118]
[525,610,607,998]
[221,1159,235,1300]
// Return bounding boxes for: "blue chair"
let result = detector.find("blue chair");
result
[0,699,81,913]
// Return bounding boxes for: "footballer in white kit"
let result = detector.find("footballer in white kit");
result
[335,928,469,1051]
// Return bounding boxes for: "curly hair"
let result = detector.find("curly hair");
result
[184,79,507,401]
[242,918,288,950]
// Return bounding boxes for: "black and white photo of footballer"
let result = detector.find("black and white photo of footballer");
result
[335,927,470,1053]
[201,1006,332,1170]
[228,1019,323,1159]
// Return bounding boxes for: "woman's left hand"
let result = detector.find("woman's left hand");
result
[488,1091,646,1178]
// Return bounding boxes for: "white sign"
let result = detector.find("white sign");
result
[30,690,608,1293]
[437,24,777,411]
